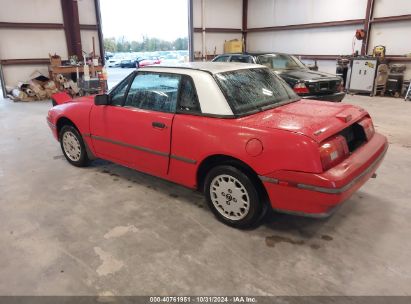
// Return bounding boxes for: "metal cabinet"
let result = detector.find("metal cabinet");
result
[347,59,378,94]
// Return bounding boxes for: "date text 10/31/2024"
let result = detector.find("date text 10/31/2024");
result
[149,296,257,303]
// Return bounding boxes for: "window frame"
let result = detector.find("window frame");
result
[122,71,183,114]
[108,71,136,107]
[176,75,202,115]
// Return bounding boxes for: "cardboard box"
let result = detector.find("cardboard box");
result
[224,39,243,54]
[49,54,62,67]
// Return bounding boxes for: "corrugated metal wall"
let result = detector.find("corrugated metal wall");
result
[192,0,411,78]
[192,0,242,59]
[0,0,103,93]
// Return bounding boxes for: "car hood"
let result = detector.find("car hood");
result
[239,99,367,142]
[275,69,340,82]
[74,95,95,103]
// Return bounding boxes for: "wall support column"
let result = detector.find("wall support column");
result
[94,0,105,64]
[362,0,375,55]
[188,0,194,61]
[61,0,82,59]
[242,0,248,52]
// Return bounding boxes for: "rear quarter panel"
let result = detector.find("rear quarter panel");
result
[168,114,322,189]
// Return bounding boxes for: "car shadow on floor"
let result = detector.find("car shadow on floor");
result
[88,158,361,239]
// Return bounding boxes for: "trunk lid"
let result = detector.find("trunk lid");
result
[277,69,342,95]
[276,69,339,81]
[239,99,367,142]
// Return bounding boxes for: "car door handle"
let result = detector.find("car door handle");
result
[152,122,166,129]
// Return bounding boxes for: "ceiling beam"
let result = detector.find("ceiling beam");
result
[295,55,340,60]
[79,24,98,30]
[193,27,243,33]
[371,14,411,24]
[0,58,50,65]
[0,22,64,29]
[297,55,411,62]
[247,19,364,33]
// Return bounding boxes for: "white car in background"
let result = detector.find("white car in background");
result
[107,57,123,68]
[160,54,185,65]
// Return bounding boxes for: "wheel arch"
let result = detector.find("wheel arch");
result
[56,116,96,160]
[196,154,268,201]
[56,116,77,137]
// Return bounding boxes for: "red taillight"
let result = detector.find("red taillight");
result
[357,117,375,140]
[337,81,344,92]
[293,82,310,94]
[319,135,349,171]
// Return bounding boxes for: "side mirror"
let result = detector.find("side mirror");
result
[94,94,110,106]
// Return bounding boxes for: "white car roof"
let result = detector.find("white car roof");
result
[140,62,265,74]
[133,62,269,117]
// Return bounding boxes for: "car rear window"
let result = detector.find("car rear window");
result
[230,55,252,63]
[215,68,299,115]
[257,54,306,70]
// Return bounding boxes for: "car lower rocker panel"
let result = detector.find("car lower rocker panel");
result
[83,133,197,164]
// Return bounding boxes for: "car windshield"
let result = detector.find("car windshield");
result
[215,68,299,115]
[257,54,306,70]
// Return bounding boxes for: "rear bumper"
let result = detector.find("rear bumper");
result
[260,133,388,217]
[301,91,345,102]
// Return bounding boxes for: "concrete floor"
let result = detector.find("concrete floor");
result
[0,93,411,296]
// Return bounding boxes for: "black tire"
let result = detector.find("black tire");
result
[204,165,264,229]
[59,125,89,167]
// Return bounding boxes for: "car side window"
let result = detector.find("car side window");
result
[177,76,201,114]
[125,72,180,113]
[214,56,229,62]
[110,74,133,106]
[230,55,251,63]
[256,56,273,68]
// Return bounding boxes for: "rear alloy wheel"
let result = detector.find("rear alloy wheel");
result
[59,125,89,167]
[204,165,263,228]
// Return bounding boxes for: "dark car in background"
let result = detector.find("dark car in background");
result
[120,57,144,68]
[212,53,345,102]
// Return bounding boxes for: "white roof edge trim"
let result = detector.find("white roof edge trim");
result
[140,62,266,74]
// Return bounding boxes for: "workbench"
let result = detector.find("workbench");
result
[48,65,103,80]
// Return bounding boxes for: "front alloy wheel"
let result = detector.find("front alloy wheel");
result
[59,125,89,167]
[204,165,264,228]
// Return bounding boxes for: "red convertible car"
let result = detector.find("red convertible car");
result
[47,63,388,228]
